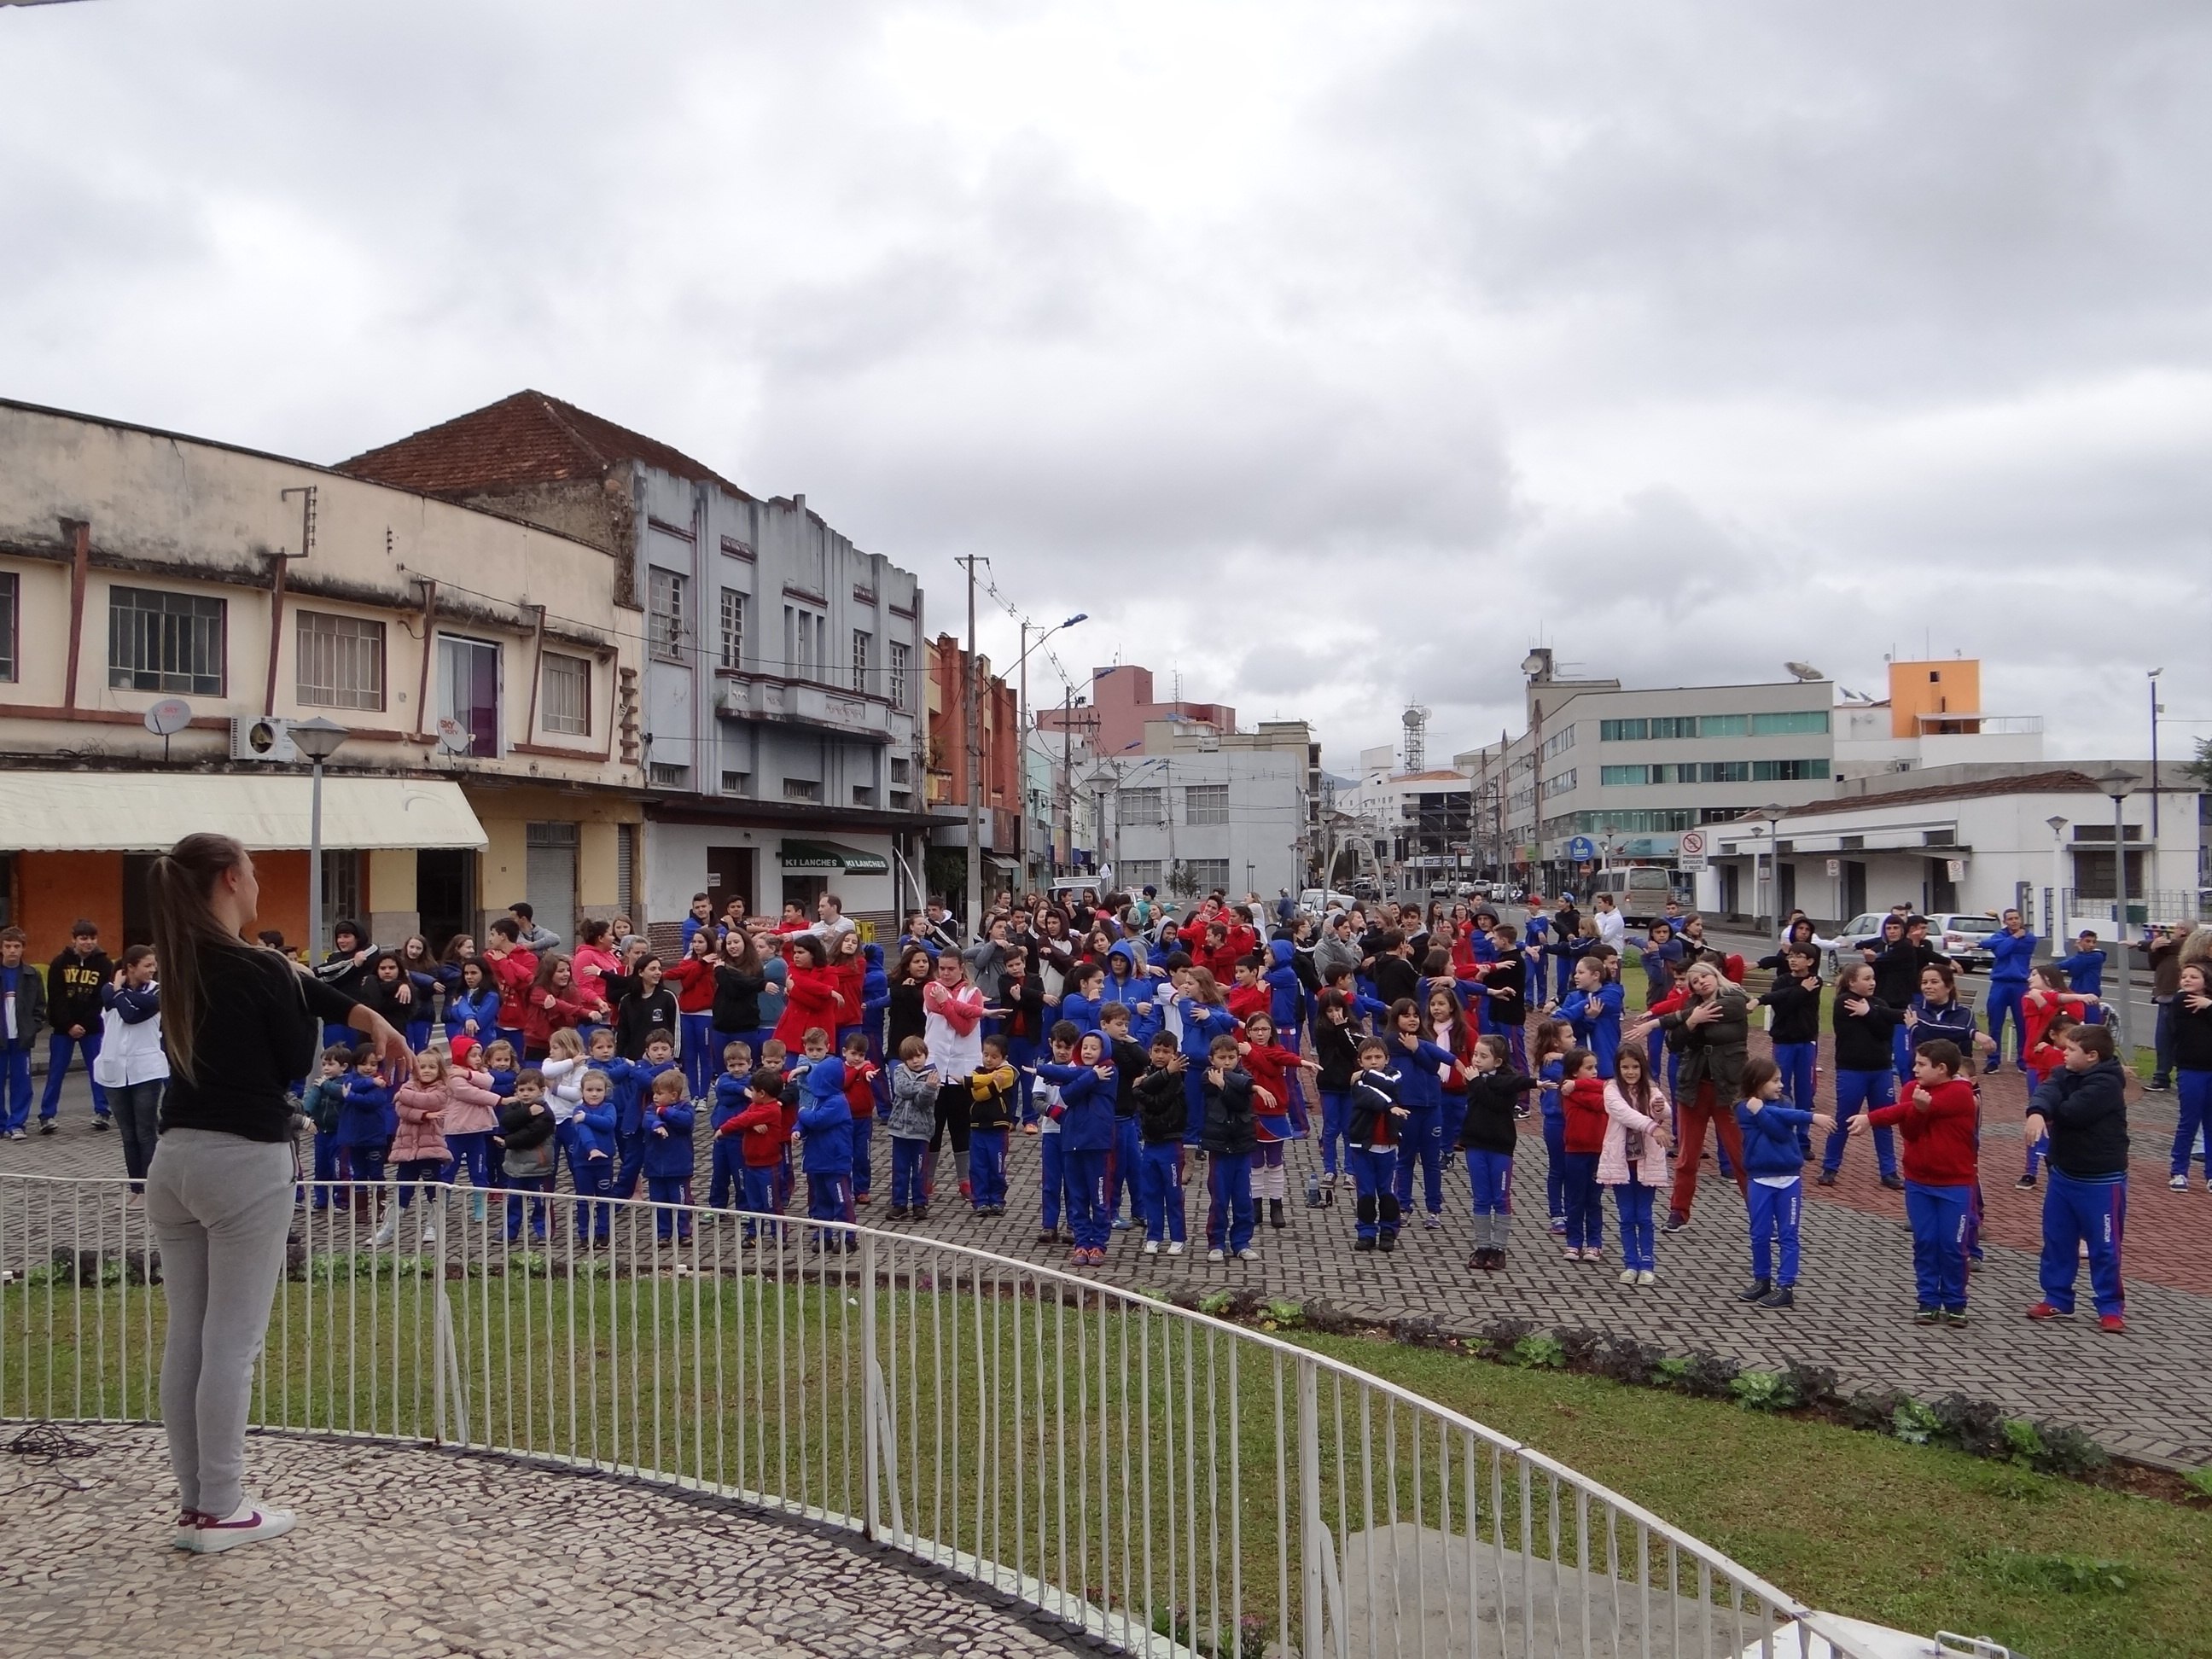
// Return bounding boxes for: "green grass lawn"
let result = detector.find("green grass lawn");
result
[9,1266,2205,1657]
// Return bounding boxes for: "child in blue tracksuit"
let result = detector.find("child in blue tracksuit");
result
[302,1046,352,1210]
[1101,1003,1148,1227]
[573,1070,618,1243]
[1312,992,1359,1184]
[1264,939,1310,1128]
[1345,1039,1407,1250]
[1735,1057,1833,1310]
[616,1033,679,1200]
[1168,971,1241,1144]
[1033,1023,1077,1239]
[1983,914,2037,1073]
[795,1055,855,1248]
[1198,1033,1256,1260]
[2024,1024,2130,1330]
[1551,959,1622,1078]
[339,1049,396,1225]
[641,1069,696,1243]
[1382,1003,1456,1227]
[1103,941,1165,1047]
[1530,1022,1570,1234]
[707,1042,754,1211]
[1060,962,1108,1041]
[1041,1032,1118,1264]
[967,1038,1019,1214]
[2057,933,2107,1022]
[1132,1034,1188,1252]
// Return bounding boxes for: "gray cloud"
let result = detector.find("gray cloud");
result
[2,0,2207,771]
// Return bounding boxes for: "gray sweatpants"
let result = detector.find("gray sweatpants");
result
[145,1128,294,1519]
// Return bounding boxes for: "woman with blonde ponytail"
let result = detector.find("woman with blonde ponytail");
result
[145,833,406,1555]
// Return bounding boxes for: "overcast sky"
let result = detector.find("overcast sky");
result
[6,0,2209,771]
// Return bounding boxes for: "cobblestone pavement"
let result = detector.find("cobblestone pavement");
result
[15,1058,2212,1468]
[0,1423,1090,1659]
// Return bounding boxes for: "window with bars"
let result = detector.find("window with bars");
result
[719,588,746,670]
[648,568,686,662]
[1119,787,1163,824]
[1185,859,1231,892]
[541,651,591,735]
[888,640,910,709]
[852,629,870,694]
[783,777,822,802]
[108,585,225,694]
[1183,784,1229,825]
[0,572,17,683]
[295,611,385,710]
[720,770,752,795]
[1120,859,1162,892]
[784,607,824,681]
[649,761,690,788]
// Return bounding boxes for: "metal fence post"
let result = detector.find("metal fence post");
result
[860,1229,882,1540]
[1297,1355,1327,1659]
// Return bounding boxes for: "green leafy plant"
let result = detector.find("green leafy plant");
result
[2029,1421,2109,1477]
[1509,1334,1566,1370]
[1978,1548,2139,1597]
[1197,1289,1236,1317]
[509,1251,550,1280]
[2001,1419,2046,1467]
[1651,1355,1692,1388]
[2184,1465,2212,1501]
[1891,1396,1942,1446]
[1260,1298,1305,1329]
[1729,1369,1796,1412]
[1678,1351,1740,1399]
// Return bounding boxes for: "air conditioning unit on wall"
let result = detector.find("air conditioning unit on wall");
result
[230,716,299,762]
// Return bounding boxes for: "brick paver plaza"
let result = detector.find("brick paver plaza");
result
[15,1051,2210,1471]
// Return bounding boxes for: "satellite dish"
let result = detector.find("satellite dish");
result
[1784,661,1825,682]
[143,698,193,736]
[1520,651,1546,677]
[435,718,474,755]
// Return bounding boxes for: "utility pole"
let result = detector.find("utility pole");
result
[960,554,984,935]
[1061,682,1076,879]
[1018,620,1031,888]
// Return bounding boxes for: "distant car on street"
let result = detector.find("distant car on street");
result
[1834,911,1999,973]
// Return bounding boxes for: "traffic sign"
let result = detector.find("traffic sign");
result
[1826,858,1841,877]
[1678,829,1708,872]
[1565,835,1597,863]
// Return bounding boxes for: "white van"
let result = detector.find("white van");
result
[1586,866,1675,925]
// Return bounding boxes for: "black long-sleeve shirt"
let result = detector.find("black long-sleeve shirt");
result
[45,948,114,1032]
[1758,975,1824,1046]
[1831,994,1901,1073]
[160,944,359,1143]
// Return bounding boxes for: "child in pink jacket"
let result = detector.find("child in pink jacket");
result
[1598,1045,1670,1287]
[385,1049,501,1247]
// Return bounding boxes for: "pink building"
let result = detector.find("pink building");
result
[1035,664,1235,754]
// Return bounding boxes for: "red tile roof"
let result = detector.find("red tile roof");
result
[336,390,751,500]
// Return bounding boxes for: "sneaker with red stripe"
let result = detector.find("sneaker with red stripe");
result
[189,1499,296,1554]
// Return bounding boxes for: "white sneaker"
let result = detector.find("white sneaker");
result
[172,1510,204,1551]
[370,1214,398,1247]
[1619,1268,1637,1285]
[1166,1241,1185,1256]
[2170,1174,2189,1191]
[1636,1270,1656,1286]
[1143,1239,1161,1254]
[189,1499,295,1554]
[420,1220,437,1246]
[1237,1248,1259,1261]
[126,1191,145,1209]
[1207,1249,1225,1263]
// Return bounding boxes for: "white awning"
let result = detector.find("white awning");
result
[0,772,487,853]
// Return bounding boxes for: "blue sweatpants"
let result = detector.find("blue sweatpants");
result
[969,1127,1009,1209]
[806,1170,853,1231]
[38,1029,108,1119]
[1464,1149,1512,1220]
[1540,1110,1568,1224]
[1904,1181,1973,1312]
[1889,1022,1915,1085]
[2040,1170,2126,1317]
[1824,1070,1897,1178]
[1039,1131,1068,1230]
[1393,1103,1445,1217]
[0,1045,32,1134]
[445,1129,498,1195]
[614,1130,649,1201]
[1560,1150,1604,1252]
[1985,981,2029,1066]
[563,1132,612,1239]
[1611,1181,1656,1272]
[1439,1095,1470,1164]
[741,1165,780,1239]
[1063,1146,1109,1250]
[1772,1041,1818,1157]
[1009,1034,1041,1121]
[851,1116,873,1198]
[890,1137,928,1208]
[1316,1088,1349,1176]
[1138,1142,1185,1243]
[1205,1150,1254,1253]
[1747,1178,1803,1286]
[647,1175,693,1241]
[311,1129,344,1208]
[2170,1070,2212,1177]
[1347,1145,1399,1242]
[680,1014,717,1100]
[1109,1115,1142,1221]
[1182,1068,1207,1144]
[710,1134,746,1209]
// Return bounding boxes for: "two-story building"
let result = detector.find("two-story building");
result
[0,398,643,952]
[339,393,933,940]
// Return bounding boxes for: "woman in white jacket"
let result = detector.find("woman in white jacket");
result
[97,945,169,1202]
[1597,1045,1670,1288]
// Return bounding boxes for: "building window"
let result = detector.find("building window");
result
[1601,765,1654,786]
[541,651,591,736]
[1599,719,1644,742]
[1120,787,1164,824]
[1752,710,1830,736]
[648,568,686,662]
[720,770,752,796]
[783,606,824,681]
[1184,859,1231,893]
[1543,769,1576,794]
[437,634,501,758]
[1121,859,1163,892]
[851,629,870,694]
[783,777,822,802]
[853,784,876,806]
[1540,728,1575,759]
[719,588,746,670]
[295,611,385,711]
[0,571,17,682]
[1697,713,1749,738]
[888,640,910,710]
[1184,784,1229,825]
[319,851,364,928]
[649,761,690,788]
[890,756,911,783]
[108,585,225,695]
[1750,757,1831,782]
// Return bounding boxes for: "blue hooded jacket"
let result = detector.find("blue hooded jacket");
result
[711,1068,752,1132]
[1987,927,2037,986]
[642,1093,695,1179]
[1735,1101,1813,1178]
[1265,940,1306,1033]
[795,1057,854,1173]
[2057,947,2106,998]
[1561,981,1623,1076]
[1039,1057,1116,1150]
[1102,941,1164,1045]
[861,945,889,1027]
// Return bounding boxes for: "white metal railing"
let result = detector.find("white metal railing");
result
[0,1173,1873,1658]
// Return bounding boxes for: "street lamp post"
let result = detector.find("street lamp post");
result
[2045,814,2068,941]
[1017,614,1086,884]
[2095,768,2137,1060]
[1749,804,1787,931]
[293,717,351,960]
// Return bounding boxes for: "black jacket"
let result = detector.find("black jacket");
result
[1869,940,1947,1009]
[1832,994,1901,1072]
[1371,955,1419,1010]
[1345,1065,1402,1150]
[1457,1070,1535,1155]
[615,987,679,1060]
[1313,1020,1359,1091]
[711,963,765,1033]
[1758,974,1824,1046]
[1481,956,1526,1023]
[2027,1057,2128,1179]
[2173,998,2212,1073]
[1199,1066,1256,1156]
[998,973,1045,1043]
[887,978,928,1053]
[1135,1066,1187,1144]
[45,948,113,1032]
[160,945,356,1144]
[1109,1037,1150,1117]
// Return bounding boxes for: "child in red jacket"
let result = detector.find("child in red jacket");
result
[720,1067,789,1243]
[840,1031,881,1205]
[1557,1049,1611,1260]
[775,935,845,1052]
[1854,1037,1980,1324]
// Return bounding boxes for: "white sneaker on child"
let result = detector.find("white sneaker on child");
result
[1207,1249,1225,1263]
[1636,1270,1656,1286]
[370,1214,398,1247]
[1166,1241,1185,1255]
[420,1220,437,1246]
[1143,1239,1160,1254]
